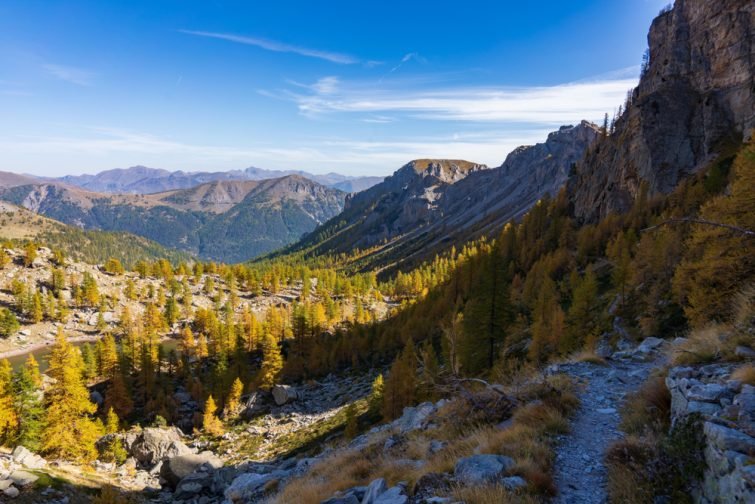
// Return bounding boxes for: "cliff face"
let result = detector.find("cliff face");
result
[571,0,754,222]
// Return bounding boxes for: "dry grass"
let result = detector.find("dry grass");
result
[274,373,578,503]
[670,324,732,365]
[619,374,671,436]
[731,364,755,386]
[453,483,539,504]
[605,436,657,504]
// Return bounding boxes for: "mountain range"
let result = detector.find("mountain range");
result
[50,165,383,195]
[0,175,345,263]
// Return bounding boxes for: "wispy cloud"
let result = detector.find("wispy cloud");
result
[42,63,96,86]
[179,29,359,64]
[388,52,425,75]
[280,73,637,125]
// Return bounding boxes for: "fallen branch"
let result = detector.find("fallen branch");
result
[642,217,755,237]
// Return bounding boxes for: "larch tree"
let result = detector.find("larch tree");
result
[0,359,18,444]
[42,330,103,462]
[258,331,283,390]
[673,145,755,326]
[225,377,244,416]
[202,395,223,436]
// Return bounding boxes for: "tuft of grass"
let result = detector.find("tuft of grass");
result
[731,364,755,386]
[619,374,671,436]
[670,325,730,365]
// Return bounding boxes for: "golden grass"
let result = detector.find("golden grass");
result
[731,364,755,386]
[274,373,578,503]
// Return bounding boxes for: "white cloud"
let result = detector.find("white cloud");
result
[289,76,638,125]
[0,127,552,176]
[312,76,339,95]
[42,63,95,86]
[179,30,359,64]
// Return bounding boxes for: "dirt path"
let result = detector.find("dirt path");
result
[551,358,659,504]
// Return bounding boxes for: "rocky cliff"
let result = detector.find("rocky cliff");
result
[571,0,754,222]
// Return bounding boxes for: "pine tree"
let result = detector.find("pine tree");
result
[42,330,103,462]
[202,395,223,436]
[0,308,20,337]
[11,358,45,451]
[258,331,283,390]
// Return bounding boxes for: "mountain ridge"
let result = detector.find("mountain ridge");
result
[283,122,599,273]
[51,165,383,195]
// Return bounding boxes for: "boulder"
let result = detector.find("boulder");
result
[11,446,46,469]
[735,346,755,359]
[224,470,289,503]
[2,486,19,498]
[160,451,223,487]
[272,384,298,406]
[362,478,387,504]
[129,427,192,466]
[454,454,515,485]
[374,486,408,504]
[9,470,38,487]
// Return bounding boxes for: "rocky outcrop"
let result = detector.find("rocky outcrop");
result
[571,0,755,221]
[665,365,755,503]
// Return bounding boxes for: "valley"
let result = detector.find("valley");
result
[0,0,753,503]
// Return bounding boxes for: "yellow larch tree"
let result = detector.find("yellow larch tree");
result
[42,330,104,462]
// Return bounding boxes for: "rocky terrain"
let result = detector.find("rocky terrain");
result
[288,122,599,274]
[0,175,346,262]
[570,0,754,222]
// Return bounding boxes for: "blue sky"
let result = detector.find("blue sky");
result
[0,0,670,176]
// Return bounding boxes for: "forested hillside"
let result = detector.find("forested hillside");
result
[0,176,346,262]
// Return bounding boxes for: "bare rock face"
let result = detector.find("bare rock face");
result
[571,0,754,222]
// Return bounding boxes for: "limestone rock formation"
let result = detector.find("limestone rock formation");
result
[571,0,754,222]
